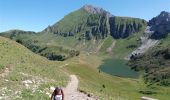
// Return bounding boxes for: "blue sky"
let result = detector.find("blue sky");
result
[0,0,170,32]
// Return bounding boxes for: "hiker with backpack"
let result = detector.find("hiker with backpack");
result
[51,87,64,100]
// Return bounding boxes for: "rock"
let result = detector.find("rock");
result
[44,25,53,33]
[126,26,159,60]
[50,86,55,92]
[46,92,51,97]
[141,96,158,100]
[82,4,113,17]
[22,80,33,84]
[25,84,29,87]
[149,11,170,39]
[109,17,146,38]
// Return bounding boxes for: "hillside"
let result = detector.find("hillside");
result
[0,30,80,61]
[1,35,170,100]
[0,5,147,61]
[128,11,170,86]
[0,36,68,99]
[128,34,170,86]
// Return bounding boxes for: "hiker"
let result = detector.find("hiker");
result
[51,87,64,100]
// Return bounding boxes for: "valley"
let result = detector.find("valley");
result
[1,4,170,100]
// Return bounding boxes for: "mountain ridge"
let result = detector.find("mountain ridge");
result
[43,5,146,39]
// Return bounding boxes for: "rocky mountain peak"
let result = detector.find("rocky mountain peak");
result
[149,11,170,26]
[149,11,170,39]
[83,4,104,14]
[159,11,170,22]
[82,4,113,17]
[160,11,170,17]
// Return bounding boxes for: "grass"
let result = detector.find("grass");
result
[158,33,170,47]
[65,63,140,100]
[0,25,169,100]
[112,31,144,59]
[0,64,5,72]
[99,36,115,54]
[1,35,170,100]
[64,53,170,100]
[0,36,69,100]
[52,8,90,33]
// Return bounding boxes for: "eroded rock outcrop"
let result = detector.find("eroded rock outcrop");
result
[109,17,146,38]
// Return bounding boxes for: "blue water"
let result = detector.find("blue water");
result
[99,58,139,78]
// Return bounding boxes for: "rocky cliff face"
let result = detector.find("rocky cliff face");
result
[149,11,170,39]
[109,17,146,38]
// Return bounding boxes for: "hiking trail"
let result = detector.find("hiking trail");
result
[63,75,96,100]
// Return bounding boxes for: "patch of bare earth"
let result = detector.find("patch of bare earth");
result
[106,41,116,55]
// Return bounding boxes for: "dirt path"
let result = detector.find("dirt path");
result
[64,75,95,100]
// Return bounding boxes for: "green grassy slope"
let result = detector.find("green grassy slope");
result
[0,31,80,61]
[112,31,144,59]
[0,36,68,100]
[0,28,145,60]
[0,32,169,100]
[50,8,90,33]
[128,33,170,86]
[64,53,170,100]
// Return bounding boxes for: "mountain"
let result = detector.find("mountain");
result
[149,11,170,39]
[43,5,112,39]
[0,5,147,61]
[128,11,170,86]
[43,5,146,39]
